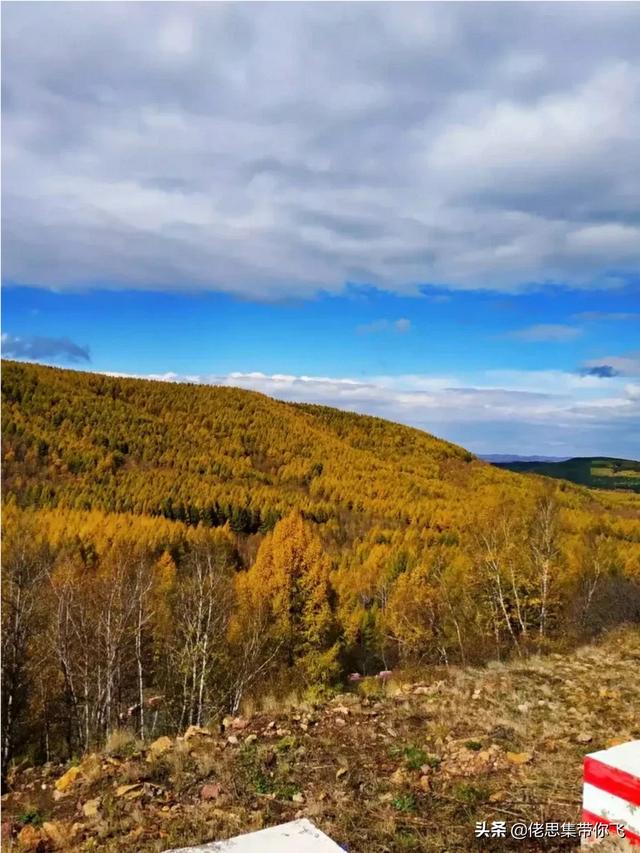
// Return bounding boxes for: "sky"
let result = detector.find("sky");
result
[2,2,639,457]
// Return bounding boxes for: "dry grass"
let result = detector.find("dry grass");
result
[3,627,639,852]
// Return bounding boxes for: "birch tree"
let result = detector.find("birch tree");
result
[1,515,51,785]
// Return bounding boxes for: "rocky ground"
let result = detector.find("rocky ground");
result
[3,628,639,852]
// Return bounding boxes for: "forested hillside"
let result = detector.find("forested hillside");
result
[2,360,478,533]
[2,360,640,785]
[492,456,640,493]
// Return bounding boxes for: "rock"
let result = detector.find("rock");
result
[184,725,212,741]
[16,824,45,851]
[391,767,410,786]
[115,782,144,799]
[126,826,145,844]
[292,792,305,803]
[52,790,65,802]
[576,732,593,744]
[1,821,13,841]
[200,783,222,801]
[506,751,533,765]
[227,735,239,746]
[332,705,350,716]
[335,767,348,781]
[334,717,346,727]
[442,744,508,777]
[82,798,101,818]
[79,753,102,781]
[42,821,70,848]
[244,734,258,745]
[54,765,81,792]
[418,774,431,792]
[148,736,173,759]
[230,717,249,731]
[489,790,508,803]
[489,725,516,741]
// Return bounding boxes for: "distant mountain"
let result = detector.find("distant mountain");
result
[490,456,640,493]
[480,454,571,463]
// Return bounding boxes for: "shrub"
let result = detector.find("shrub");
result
[105,728,137,757]
[393,793,417,813]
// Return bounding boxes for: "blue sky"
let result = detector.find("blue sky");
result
[3,283,640,380]
[3,282,639,457]
[2,4,639,457]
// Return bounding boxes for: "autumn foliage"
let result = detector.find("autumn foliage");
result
[2,360,639,782]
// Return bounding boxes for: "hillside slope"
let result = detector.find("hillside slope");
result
[2,360,640,792]
[492,457,640,493]
[2,360,487,533]
[3,628,639,852]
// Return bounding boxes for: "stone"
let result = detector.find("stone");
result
[576,732,593,744]
[82,798,101,818]
[227,735,239,746]
[442,744,507,777]
[292,792,305,803]
[184,726,212,741]
[115,782,144,799]
[391,767,410,786]
[54,765,81,792]
[506,751,533,765]
[42,820,70,848]
[200,783,221,801]
[148,736,173,759]
[17,824,45,851]
[79,753,102,780]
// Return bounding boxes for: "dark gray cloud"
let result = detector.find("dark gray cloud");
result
[581,351,640,378]
[1,333,91,363]
[2,3,640,298]
[581,365,620,378]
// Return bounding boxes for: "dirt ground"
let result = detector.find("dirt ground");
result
[3,627,639,852]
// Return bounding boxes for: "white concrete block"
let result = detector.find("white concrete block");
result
[163,818,345,852]
[582,739,640,847]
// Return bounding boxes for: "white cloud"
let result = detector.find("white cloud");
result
[2,4,639,297]
[357,318,411,334]
[506,324,582,343]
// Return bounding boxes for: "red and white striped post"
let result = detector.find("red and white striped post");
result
[582,740,640,846]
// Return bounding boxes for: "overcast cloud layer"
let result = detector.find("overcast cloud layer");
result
[3,2,640,297]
